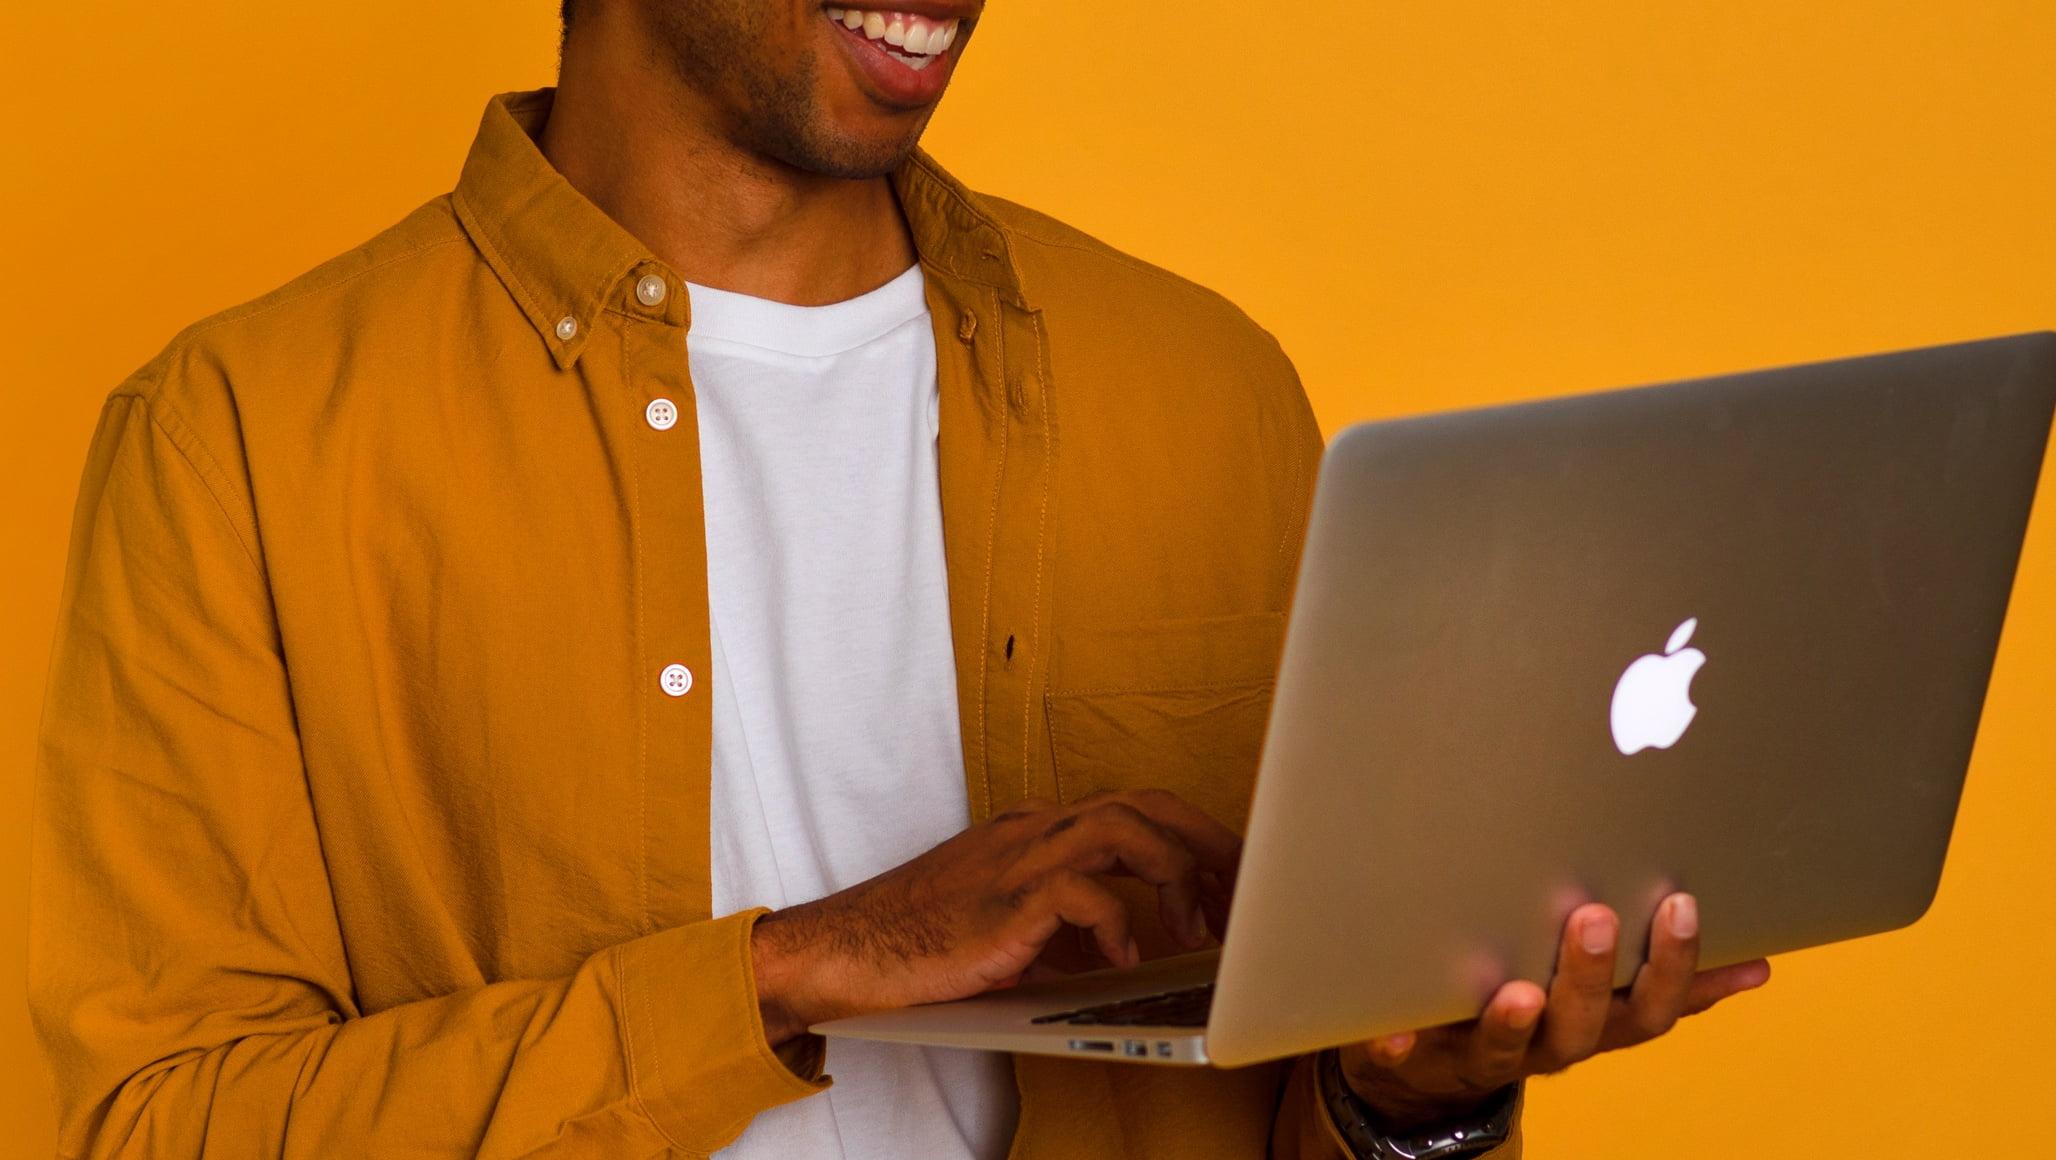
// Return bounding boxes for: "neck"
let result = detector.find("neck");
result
[539,11,917,306]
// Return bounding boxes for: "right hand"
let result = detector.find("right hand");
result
[749,789,1242,1044]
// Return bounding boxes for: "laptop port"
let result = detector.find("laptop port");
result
[1155,1042,1174,1058]
[1123,1040,1148,1057]
[1066,1039,1115,1053]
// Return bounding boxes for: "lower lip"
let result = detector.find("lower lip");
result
[826,16,957,109]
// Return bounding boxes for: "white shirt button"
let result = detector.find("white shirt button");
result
[635,275,668,308]
[659,663,693,697]
[645,397,679,431]
[554,315,578,340]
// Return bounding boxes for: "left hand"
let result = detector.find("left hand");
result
[1337,892,1771,1129]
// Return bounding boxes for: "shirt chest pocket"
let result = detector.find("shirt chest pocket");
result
[1042,610,1285,836]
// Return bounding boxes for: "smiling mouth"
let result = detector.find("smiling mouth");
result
[824,7,962,72]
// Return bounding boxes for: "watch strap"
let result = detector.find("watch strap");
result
[1315,1048,1516,1159]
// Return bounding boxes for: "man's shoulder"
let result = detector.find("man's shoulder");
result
[118,196,473,411]
[965,190,1306,420]
[986,195,1270,330]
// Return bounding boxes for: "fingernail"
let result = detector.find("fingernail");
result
[1191,903,1209,945]
[1380,1032,1414,1056]
[1668,895,1698,940]
[1125,937,1141,965]
[1580,913,1616,955]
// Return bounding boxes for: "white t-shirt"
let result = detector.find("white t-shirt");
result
[690,264,1018,1160]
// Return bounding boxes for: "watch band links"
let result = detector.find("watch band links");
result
[1314,1047,1516,1160]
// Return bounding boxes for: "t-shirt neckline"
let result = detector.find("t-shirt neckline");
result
[684,263,928,358]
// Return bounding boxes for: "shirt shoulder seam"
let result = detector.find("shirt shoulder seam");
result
[105,385,266,577]
[171,224,469,349]
[1008,230,1234,310]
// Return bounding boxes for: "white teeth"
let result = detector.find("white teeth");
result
[904,53,935,71]
[830,10,961,58]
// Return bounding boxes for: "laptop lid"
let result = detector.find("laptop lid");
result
[1205,333,2056,1067]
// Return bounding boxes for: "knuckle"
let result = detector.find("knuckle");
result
[993,797,1056,824]
[1045,869,1093,897]
[1572,970,1616,1001]
[1106,802,1188,854]
[1003,881,1037,911]
[1633,1009,1679,1040]
[1088,799,1150,828]
[1039,814,1081,839]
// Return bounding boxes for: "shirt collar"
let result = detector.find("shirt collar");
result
[451,88,1026,370]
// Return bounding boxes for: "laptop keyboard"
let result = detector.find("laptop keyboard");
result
[1029,982,1215,1028]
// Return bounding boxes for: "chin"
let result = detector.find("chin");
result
[766,116,929,180]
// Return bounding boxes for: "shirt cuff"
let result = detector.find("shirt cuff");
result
[611,907,832,1153]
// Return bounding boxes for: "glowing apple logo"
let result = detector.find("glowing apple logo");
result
[1609,618,1707,756]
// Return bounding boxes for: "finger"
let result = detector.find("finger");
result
[1113,788,1244,886]
[1030,801,1208,948]
[990,796,1059,824]
[1021,870,1138,968]
[1109,789,1243,934]
[1460,980,1547,1086]
[1618,893,1701,1045]
[1366,1030,1418,1067]
[1015,961,1071,986]
[1196,870,1230,942]
[1682,958,1772,1016]
[1538,903,1619,1066]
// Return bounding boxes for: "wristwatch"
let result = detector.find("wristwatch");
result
[1315,1048,1516,1159]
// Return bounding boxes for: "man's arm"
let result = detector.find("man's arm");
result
[28,390,824,1158]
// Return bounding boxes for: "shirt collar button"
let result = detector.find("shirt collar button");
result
[635,275,668,308]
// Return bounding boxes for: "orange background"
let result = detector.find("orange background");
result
[5,2,2053,1155]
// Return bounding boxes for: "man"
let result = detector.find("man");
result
[28,1,1771,1156]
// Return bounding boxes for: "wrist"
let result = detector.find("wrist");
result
[749,908,828,1046]
[1334,1046,1493,1132]
[1348,1079,1494,1135]
[1320,1050,1517,1159]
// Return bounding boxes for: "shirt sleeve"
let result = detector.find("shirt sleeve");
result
[1269,1055,1525,1159]
[28,390,827,1159]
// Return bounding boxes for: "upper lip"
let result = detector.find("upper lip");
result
[823,1,982,21]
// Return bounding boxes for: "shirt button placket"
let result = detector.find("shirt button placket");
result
[643,275,690,701]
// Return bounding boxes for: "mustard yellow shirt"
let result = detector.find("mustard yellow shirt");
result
[29,88,1519,1159]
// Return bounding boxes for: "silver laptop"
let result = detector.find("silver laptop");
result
[815,332,2056,1068]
